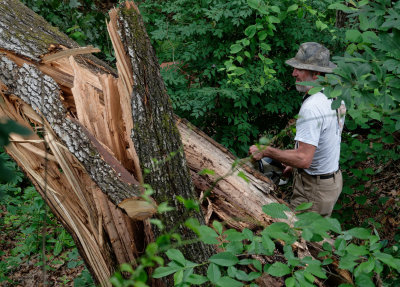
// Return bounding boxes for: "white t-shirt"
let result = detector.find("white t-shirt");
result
[294,92,345,175]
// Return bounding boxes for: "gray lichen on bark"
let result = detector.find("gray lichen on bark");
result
[0,0,116,75]
[0,56,140,205]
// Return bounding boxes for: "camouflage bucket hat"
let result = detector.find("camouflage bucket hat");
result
[285,42,337,73]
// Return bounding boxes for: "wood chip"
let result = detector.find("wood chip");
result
[41,46,100,63]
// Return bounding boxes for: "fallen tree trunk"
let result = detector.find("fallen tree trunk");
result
[0,1,350,286]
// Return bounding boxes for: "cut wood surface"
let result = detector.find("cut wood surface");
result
[0,0,351,286]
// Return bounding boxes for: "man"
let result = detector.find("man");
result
[249,42,345,217]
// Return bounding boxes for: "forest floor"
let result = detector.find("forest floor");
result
[0,218,91,287]
[337,157,400,244]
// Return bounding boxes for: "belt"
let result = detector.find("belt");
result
[298,169,339,179]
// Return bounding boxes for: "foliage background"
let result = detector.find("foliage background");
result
[1,0,399,286]
[140,0,346,155]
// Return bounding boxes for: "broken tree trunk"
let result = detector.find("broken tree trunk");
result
[0,0,351,286]
[107,3,216,284]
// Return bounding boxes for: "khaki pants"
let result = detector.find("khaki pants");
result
[291,169,343,217]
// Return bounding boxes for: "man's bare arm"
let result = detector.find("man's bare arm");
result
[249,141,316,169]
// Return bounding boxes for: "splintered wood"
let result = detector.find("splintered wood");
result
[0,94,114,286]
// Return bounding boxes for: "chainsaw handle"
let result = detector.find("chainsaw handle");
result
[258,160,264,173]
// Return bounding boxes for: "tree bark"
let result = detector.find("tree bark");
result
[335,10,348,28]
[0,1,351,286]
[109,3,216,283]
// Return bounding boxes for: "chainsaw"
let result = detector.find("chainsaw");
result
[256,157,288,185]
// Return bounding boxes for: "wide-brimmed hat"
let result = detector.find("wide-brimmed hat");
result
[285,42,337,73]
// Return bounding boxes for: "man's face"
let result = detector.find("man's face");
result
[292,68,316,93]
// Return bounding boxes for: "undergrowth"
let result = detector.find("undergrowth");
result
[0,148,94,286]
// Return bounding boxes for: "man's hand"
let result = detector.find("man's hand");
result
[249,145,266,161]
[282,165,293,178]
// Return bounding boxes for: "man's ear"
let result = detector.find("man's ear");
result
[312,72,320,80]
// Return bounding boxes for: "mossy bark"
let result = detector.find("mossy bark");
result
[0,0,115,73]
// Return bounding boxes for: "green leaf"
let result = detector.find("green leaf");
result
[224,229,245,242]
[270,6,280,13]
[259,136,270,145]
[285,277,295,287]
[176,196,199,212]
[242,38,250,46]
[216,276,244,287]
[207,263,221,283]
[186,274,208,285]
[198,225,219,244]
[265,222,296,244]
[295,202,313,211]
[355,257,375,276]
[239,259,262,272]
[247,272,262,281]
[362,31,379,44]
[238,171,250,183]
[355,273,375,287]
[53,241,62,256]
[247,0,261,10]
[328,3,357,12]
[305,262,327,279]
[325,217,342,234]
[346,29,362,43]
[120,263,134,274]
[345,244,369,256]
[199,169,216,175]
[374,252,400,270]
[261,231,275,255]
[213,220,223,234]
[67,260,78,269]
[226,241,244,255]
[301,228,314,241]
[258,31,267,41]
[209,252,239,267]
[262,203,290,219]
[268,16,280,23]
[152,266,180,278]
[150,219,164,230]
[266,262,291,277]
[308,87,323,95]
[157,202,174,213]
[260,43,271,52]
[166,249,186,266]
[339,254,359,271]
[287,4,298,12]
[245,25,257,38]
[304,271,315,283]
[234,67,247,76]
[234,269,250,281]
[174,269,183,285]
[242,228,253,240]
[368,235,379,246]
[231,44,243,54]
[322,258,333,265]
[69,0,81,8]
[345,227,371,239]
[316,20,328,31]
